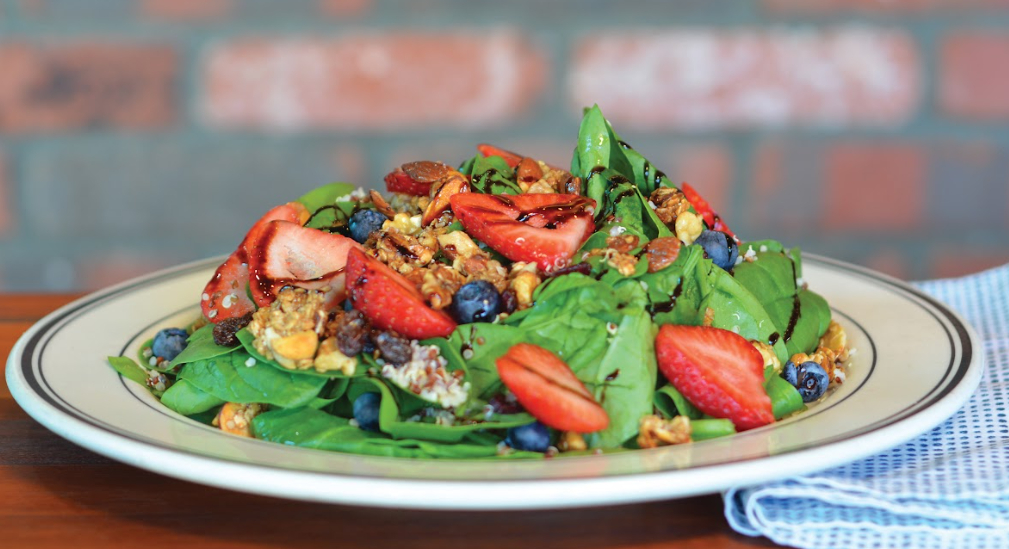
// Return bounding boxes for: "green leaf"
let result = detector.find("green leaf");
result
[654,383,702,420]
[765,369,805,420]
[160,379,226,415]
[253,407,542,459]
[450,323,526,399]
[690,418,736,441]
[107,356,150,388]
[297,182,357,212]
[584,310,657,449]
[470,155,521,195]
[168,324,237,369]
[297,182,359,230]
[176,350,326,408]
[575,105,635,182]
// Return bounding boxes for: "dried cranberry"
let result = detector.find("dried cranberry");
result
[500,289,518,314]
[212,312,253,346]
[373,331,412,365]
[335,309,370,357]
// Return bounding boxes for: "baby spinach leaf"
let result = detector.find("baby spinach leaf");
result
[765,370,805,420]
[449,323,525,399]
[654,383,702,420]
[176,350,326,408]
[107,356,151,388]
[470,155,521,195]
[160,379,225,415]
[253,407,542,459]
[297,182,358,230]
[584,309,657,449]
[690,418,736,441]
[575,105,635,183]
[698,264,790,364]
[168,324,236,369]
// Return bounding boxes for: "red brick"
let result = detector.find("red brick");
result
[319,0,371,17]
[764,0,1009,12]
[141,0,232,21]
[202,34,548,131]
[823,144,926,232]
[0,43,176,132]
[941,32,1009,119]
[929,248,1009,279]
[750,141,825,235]
[665,144,733,219]
[0,150,13,238]
[569,29,920,129]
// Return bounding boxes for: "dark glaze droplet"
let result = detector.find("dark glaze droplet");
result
[768,332,781,346]
[783,296,801,343]
[648,279,684,316]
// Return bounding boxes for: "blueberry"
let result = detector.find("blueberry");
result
[448,280,502,324]
[353,392,381,432]
[782,360,829,403]
[348,209,387,244]
[505,421,551,452]
[152,328,188,362]
[695,230,738,271]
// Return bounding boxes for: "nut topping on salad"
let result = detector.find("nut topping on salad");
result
[110,104,850,459]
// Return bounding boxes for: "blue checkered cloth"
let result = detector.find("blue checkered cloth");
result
[725,264,1009,548]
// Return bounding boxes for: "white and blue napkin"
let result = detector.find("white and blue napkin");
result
[725,264,1009,549]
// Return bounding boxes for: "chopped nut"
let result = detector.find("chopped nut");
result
[606,234,640,254]
[270,330,319,364]
[643,237,682,273]
[516,157,544,183]
[213,402,266,438]
[649,187,690,229]
[701,307,716,327]
[558,431,587,452]
[422,169,469,226]
[819,320,848,362]
[637,415,691,448]
[509,270,541,310]
[369,190,396,219]
[247,287,329,370]
[375,230,436,273]
[420,263,467,310]
[675,211,704,245]
[437,230,483,261]
[751,340,782,374]
[314,338,357,375]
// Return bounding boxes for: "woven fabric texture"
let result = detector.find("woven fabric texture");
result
[725,263,1009,549]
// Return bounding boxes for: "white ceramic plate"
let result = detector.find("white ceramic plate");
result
[6,255,982,510]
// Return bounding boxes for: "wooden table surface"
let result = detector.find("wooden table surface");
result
[1,293,779,549]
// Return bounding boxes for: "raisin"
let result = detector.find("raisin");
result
[335,309,370,357]
[212,312,253,346]
[500,289,518,314]
[373,331,412,365]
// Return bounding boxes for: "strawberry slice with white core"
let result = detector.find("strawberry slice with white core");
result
[450,193,596,272]
[655,325,773,431]
[496,343,609,433]
[246,220,361,308]
[201,202,309,323]
[345,248,457,339]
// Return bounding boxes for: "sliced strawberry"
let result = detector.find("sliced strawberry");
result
[246,220,360,308]
[201,202,309,323]
[655,325,773,431]
[496,343,609,433]
[681,182,735,239]
[345,248,456,339]
[450,193,596,272]
[476,143,524,168]
[385,167,433,196]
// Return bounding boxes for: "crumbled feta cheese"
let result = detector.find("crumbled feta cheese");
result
[759,245,768,252]
[608,225,627,237]
[244,357,257,367]
[381,341,470,409]
[742,246,758,263]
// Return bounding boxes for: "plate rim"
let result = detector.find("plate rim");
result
[5,254,984,509]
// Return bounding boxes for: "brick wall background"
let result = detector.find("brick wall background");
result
[1,0,1008,291]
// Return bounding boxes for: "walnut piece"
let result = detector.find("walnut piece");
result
[637,415,692,448]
